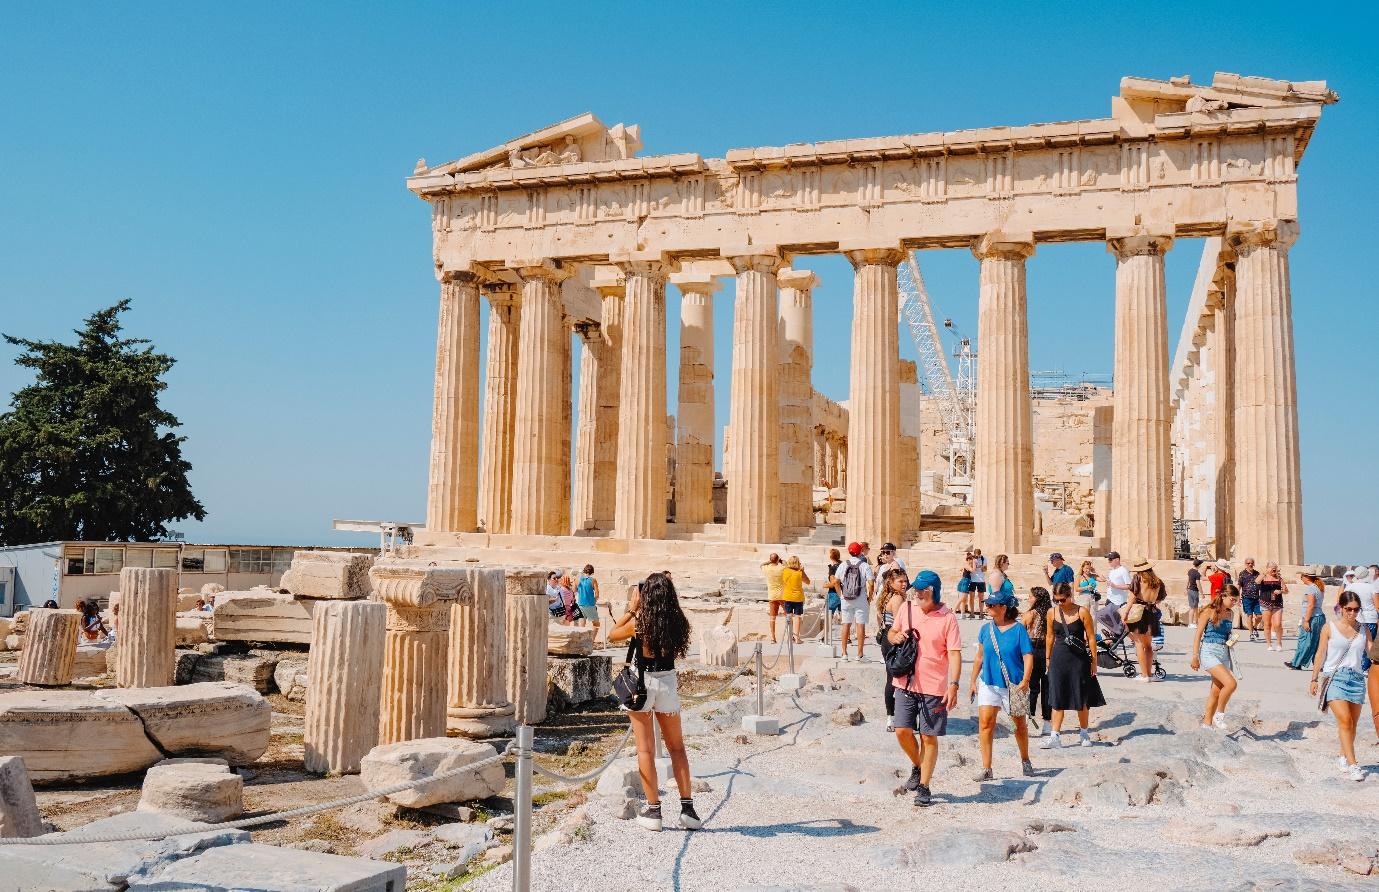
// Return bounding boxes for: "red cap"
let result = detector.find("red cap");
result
[847,542,863,557]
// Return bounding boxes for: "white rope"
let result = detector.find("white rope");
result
[681,662,755,703]
[531,724,635,784]
[761,635,790,670]
[0,743,516,846]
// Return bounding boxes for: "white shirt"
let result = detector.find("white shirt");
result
[971,557,986,583]
[1345,580,1378,625]
[1322,621,1369,674]
[1106,566,1133,607]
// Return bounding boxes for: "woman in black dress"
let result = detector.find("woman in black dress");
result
[1041,582,1105,749]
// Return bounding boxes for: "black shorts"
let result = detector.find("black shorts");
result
[781,600,804,616]
[971,582,987,595]
[893,688,948,736]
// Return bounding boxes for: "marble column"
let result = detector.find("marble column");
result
[571,323,601,532]
[591,271,625,529]
[839,442,848,492]
[17,609,79,686]
[777,267,818,532]
[672,272,719,526]
[1229,221,1303,563]
[614,262,670,540]
[971,234,1035,555]
[505,571,549,726]
[478,284,520,533]
[510,262,572,536]
[824,436,838,489]
[1109,233,1174,560]
[726,253,782,544]
[813,430,826,487]
[843,248,904,547]
[447,566,515,737]
[372,564,468,745]
[1210,285,1236,556]
[559,319,572,533]
[304,600,385,774]
[426,273,482,534]
[114,567,177,688]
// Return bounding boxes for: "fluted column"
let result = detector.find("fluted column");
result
[1210,284,1236,556]
[559,319,572,533]
[426,273,483,534]
[614,262,670,540]
[726,252,782,543]
[1109,233,1174,560]
[1230,221,1303,563]
[505,571,549,726]
[813,430,826,487]
[304,600,385,774]
[843,248,904,547]
[571,323,601,532]
[372,564,468,745]
[114,567,177,688]
[672,272,719,526]
[824,436,838,488]
[447,567,515,737]
[510,262,572,536]
[778,267,818,532]
[17,609,79,686]
[479,284,520,533]
[972,233,1035,554]
[591,273,625,529]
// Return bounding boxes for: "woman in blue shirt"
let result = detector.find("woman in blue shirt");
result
[969,589,1035,781]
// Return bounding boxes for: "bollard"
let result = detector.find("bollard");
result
[513,725,533,892]
[741,642,778,735]
[787,632,795,675]
[755,643,764,717]
[777,629,806,694]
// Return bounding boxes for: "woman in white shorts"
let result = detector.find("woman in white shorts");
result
[968,589,1035,780]
[608,572,703,830]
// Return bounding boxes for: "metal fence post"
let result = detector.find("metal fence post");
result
[754,643,764,717]
[787,631,795,675]
[513,725,533,892]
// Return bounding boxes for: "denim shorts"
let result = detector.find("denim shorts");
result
[1241,598,1262,616]
[1200,641,1232,672]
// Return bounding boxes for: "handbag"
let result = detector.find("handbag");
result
[986,621,1032,721]
[1125,602,1146,625]
[884,603,918,679]
[1316,674,1332,713]
[612,638,647,711]
[1059,608,1090,660]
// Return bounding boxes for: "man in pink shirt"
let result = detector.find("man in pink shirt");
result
[887,569,961,807]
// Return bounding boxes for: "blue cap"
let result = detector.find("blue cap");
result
[984,589,1018,608]
[910,570,942,603]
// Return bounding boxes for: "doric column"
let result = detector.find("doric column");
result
[843,248,904,547]
[372,563,469,745]
[971,233,1036,555]
[839,441,848,492]
[510,261,573,536]
[504,570,549,726]
[1108,232,1174,560]
[426,272,483,534]
[613,261,670,540]
[813,430,826,487]
[571,323,601,532]
[447,566,515,737]
[559,317,572,533]
[726,251,782,544]
[478,284,520,533]
[1229,221,1303,563]
[824,436,838,488]
[304,600,385,774]
[114,567,177,688]
[17,609,79,686]
[591,270,625,529]
[1210,279,1236,556]
[777,267,818,532]
[672,271,720,526]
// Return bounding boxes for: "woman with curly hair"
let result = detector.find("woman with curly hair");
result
[608,572,701,831]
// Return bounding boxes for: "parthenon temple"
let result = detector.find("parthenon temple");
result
[409,72,1335,566]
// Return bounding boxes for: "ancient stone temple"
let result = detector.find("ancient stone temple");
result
[409,74,1334,564]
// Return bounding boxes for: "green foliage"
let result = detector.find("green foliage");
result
[0,300,206,544]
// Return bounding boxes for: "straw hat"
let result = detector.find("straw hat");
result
[1131,558,1153,573]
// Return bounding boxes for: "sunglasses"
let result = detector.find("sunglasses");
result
[1054,597,1070,603]
[1341,606,1361,613]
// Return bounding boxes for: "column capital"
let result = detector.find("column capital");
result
[510,258,575,283]
[612,259,672,281]
[1226,219,1299,252]
[573,320,602,343]
[971,231,1036,260]
[777,267,819,290]
[669,270,723,295]
[723,249,782,275]
[439,261,499,286]
[1107,230,1174,259]
[589,265,626,298]
[842,247,905,269]
[482,281,520,307]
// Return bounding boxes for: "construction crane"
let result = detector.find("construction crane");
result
[897,253,976,497]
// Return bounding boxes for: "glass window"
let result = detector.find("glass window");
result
[203,549,227,574]
[154,549,179,569]
[93,547,124,575]
[64,546,88,575]
[125,548,153,568]
[271,549,294,572]
[181,548,205,572]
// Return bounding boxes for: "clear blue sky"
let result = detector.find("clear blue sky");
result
[2,2,1374,561]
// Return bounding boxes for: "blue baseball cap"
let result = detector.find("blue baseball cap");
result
[984,590,1018,608]
[910,570,942,602]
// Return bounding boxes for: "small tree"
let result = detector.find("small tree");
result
[0,300,206,544]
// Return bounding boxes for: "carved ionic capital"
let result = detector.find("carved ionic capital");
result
[370,562,475,608]
[1226,219,1299,253]
[1106,232,1174,259]
[971,231,1036,261]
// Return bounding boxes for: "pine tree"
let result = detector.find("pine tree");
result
[0,300,206,544]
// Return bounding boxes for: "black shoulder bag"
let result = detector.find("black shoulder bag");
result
[612,637,647,710]
[885,603,919,679]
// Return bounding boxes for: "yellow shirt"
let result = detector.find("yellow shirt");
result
[763,563,785,600]
[780,567,805,602]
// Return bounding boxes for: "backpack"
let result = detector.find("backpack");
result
[841,560,865,601]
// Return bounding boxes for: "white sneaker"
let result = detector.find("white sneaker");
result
[1212,713,1229,731]
[842,654,852,663]
[1337,756,1350,772]
[1348,763,1367,782]
[1079,729,1093,747]
[1040,733,1062,750]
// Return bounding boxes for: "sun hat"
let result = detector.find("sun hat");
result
[1216,560,1231,572]
[1132,559,1153,573]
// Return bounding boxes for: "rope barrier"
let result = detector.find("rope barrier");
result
[530,725,635,784]
[681,661,756,703]
[761,635,790,671]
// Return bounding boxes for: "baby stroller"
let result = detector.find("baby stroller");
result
[1093,602,1166,680]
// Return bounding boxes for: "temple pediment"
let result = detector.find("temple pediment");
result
[416,113,644,177]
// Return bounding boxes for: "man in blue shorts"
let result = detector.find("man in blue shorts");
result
[1237,558,1262,641]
